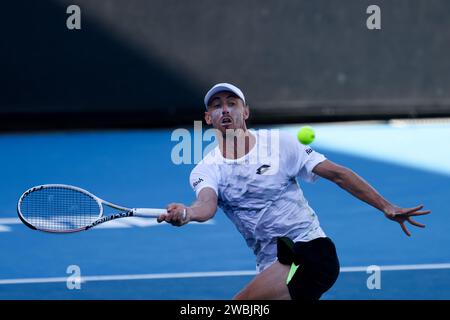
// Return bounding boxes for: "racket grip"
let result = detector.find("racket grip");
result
[132,208,167,217]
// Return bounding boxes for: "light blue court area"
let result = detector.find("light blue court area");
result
[282,119,450,176]
[0,120,449,299]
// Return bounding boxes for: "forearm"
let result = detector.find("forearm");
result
[334,168,393,213]
[187,199,217,222]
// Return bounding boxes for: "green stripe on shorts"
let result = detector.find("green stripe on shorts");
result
[286,263,299,285]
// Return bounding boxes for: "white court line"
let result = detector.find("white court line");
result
[1,263,449,285]
[0,217,214,232]
[0,225,11,232]
[0,270,258,285]
[340,263,450,272]
[0,218,21,224]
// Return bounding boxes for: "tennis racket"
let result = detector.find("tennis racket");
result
[17,184,181,233]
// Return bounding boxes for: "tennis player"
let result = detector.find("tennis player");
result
[157,83,431,300]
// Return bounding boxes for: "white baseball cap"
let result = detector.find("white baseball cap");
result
[204,83,246,109]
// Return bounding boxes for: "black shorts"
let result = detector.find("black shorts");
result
[277,236,340,301]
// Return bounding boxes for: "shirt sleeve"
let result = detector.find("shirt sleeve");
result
[282,132,327,183]
[189,162,219,197]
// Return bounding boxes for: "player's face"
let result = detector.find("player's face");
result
[204,91,249,134]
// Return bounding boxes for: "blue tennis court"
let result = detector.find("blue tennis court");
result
[0,120,449,299]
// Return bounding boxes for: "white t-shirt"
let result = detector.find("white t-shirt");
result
[190,129,327,272]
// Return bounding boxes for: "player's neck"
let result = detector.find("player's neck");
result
[217,129,256,160]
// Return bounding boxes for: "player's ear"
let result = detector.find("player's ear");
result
[243,104,250,120]
[204,111,212,125]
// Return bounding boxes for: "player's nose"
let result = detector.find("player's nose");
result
[222,103,230,114]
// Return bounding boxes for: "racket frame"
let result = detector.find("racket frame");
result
[17,184,167,233]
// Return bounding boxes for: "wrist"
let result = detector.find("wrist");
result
[186,206,194,222]
[381,202,395,214]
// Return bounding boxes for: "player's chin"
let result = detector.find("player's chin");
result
[219,123,237,134]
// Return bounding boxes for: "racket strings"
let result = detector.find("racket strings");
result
[19,187,101,231]
[103,205,130,217]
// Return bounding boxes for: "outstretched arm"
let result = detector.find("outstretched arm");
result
[157,187,218,226]
[312,160,431,236]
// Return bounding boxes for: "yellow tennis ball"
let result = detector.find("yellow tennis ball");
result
[297,126,315,145]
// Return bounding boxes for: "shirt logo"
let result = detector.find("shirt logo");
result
[192,178,204,188]
[256,164,271,175]
[305,148,313,155]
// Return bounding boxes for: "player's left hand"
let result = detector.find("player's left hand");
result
[383,204,431,236]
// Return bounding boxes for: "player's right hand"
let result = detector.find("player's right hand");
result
[157,203,190,227]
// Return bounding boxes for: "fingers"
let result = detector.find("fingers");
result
[156,214,166,223]
[157,204,187,226]
[407,217,426,228]
[407,204,424,212]
[166,203,179,212]
[400,222,411,237]
[157,211,181,225]
[408,210,431,217]
[387,204,429,236]
[404,205,431,215]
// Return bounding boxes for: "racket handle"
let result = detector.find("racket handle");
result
[132,208,166,217]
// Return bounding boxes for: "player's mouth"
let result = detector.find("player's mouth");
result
[220,116,233,127]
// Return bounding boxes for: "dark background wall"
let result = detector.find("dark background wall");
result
[1,0,449,130]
